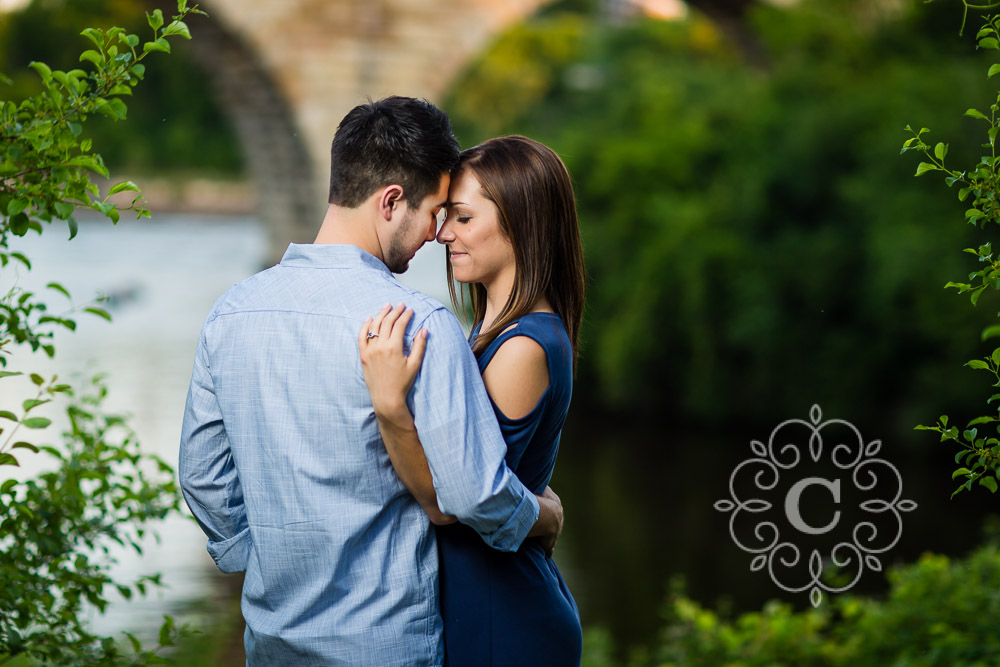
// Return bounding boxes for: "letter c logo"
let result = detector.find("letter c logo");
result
[785,477,840,535]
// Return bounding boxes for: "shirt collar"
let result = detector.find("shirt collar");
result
[279,243,392,278]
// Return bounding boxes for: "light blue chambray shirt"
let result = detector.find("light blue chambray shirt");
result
[178,243,540,666]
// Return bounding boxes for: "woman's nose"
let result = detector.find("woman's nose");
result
[436,219,455,244]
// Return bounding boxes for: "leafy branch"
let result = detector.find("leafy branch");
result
[0,1,205,662]
[904,12,1000,496]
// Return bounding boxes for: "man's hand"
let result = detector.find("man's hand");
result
[529,485,564,558]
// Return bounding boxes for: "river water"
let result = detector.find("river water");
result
[3,213,997,658]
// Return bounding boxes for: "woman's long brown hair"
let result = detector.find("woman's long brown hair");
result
[447,135,586,370]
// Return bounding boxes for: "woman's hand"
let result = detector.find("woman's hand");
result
[358,302,428,425]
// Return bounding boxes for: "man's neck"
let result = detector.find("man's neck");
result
[313,204,383,262]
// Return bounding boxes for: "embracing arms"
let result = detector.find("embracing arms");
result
[358,303,563,554]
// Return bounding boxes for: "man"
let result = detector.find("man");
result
[178,96,562,665]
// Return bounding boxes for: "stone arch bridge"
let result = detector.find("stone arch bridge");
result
[182,0,551,262]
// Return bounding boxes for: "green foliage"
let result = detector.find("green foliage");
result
[0,2,201,663]
[445,0,994,425]
[0,0,241,176]
[583,542,1000,666]
[0,379,185,665]
[904,7,1000,496]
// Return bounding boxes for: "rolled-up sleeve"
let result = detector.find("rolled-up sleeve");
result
[178,326,250,573]
[410,309,539,552]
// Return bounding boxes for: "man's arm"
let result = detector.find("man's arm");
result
[373,401,563,550]
[178,327,250,573]
[405,308,542,552]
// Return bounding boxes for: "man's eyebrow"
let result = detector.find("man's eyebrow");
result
[446,201,467,207]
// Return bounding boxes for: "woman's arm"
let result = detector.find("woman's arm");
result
[359,304,565,553]
[358,303,456,525]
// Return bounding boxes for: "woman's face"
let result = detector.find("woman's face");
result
[437,169,515,286]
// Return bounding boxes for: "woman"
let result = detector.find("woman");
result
[360,135,586,665]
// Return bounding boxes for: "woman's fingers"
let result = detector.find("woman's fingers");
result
[377,302,406,338]
[390,308,414,345]
[370,303,393,338]
[358,316,374,354]
[407,329,428,374]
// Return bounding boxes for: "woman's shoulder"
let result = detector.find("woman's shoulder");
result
[482,334,550,420]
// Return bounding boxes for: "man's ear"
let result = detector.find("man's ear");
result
[378,185,405,222]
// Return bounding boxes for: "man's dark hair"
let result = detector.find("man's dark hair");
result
[328,96,460,208]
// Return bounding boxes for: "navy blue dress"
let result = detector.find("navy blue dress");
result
[437,312,583,666]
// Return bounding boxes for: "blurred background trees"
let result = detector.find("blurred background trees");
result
[447,0,995,433]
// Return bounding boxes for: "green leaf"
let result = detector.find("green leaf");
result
[0,411,18,421]
[162,20,191,39]
[982,37,1000,50]
[142,38,171,54]
[29,374,44,386]
[96,97,128,120]
[965,108,990,120]
[0,453,19,467]
[7,198,28,216]
[981,325,1000,342]
[934,142,948,160]
[953,467,972,479]
[968,415,996,426]
[982,476,999,493]
[971,285,987,306]
[79,50,104,67]
[967,359,990,369]
[9,212,29,237]
[915,162,938,176]
[11,442,39,453]
[28,61,51,81]
[46,282,71,299]
[67,216,78,240]
[0,372,22,379]
[147,8,164,31]
[85,307,112,322]
[80,27,105,48]
[108,180,140,195]
[21,417,51,429]
[0,479,16,494]
[989,64,1000,78]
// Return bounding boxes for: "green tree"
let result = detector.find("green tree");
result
[445,0,994,427]
[0,2,203,663]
